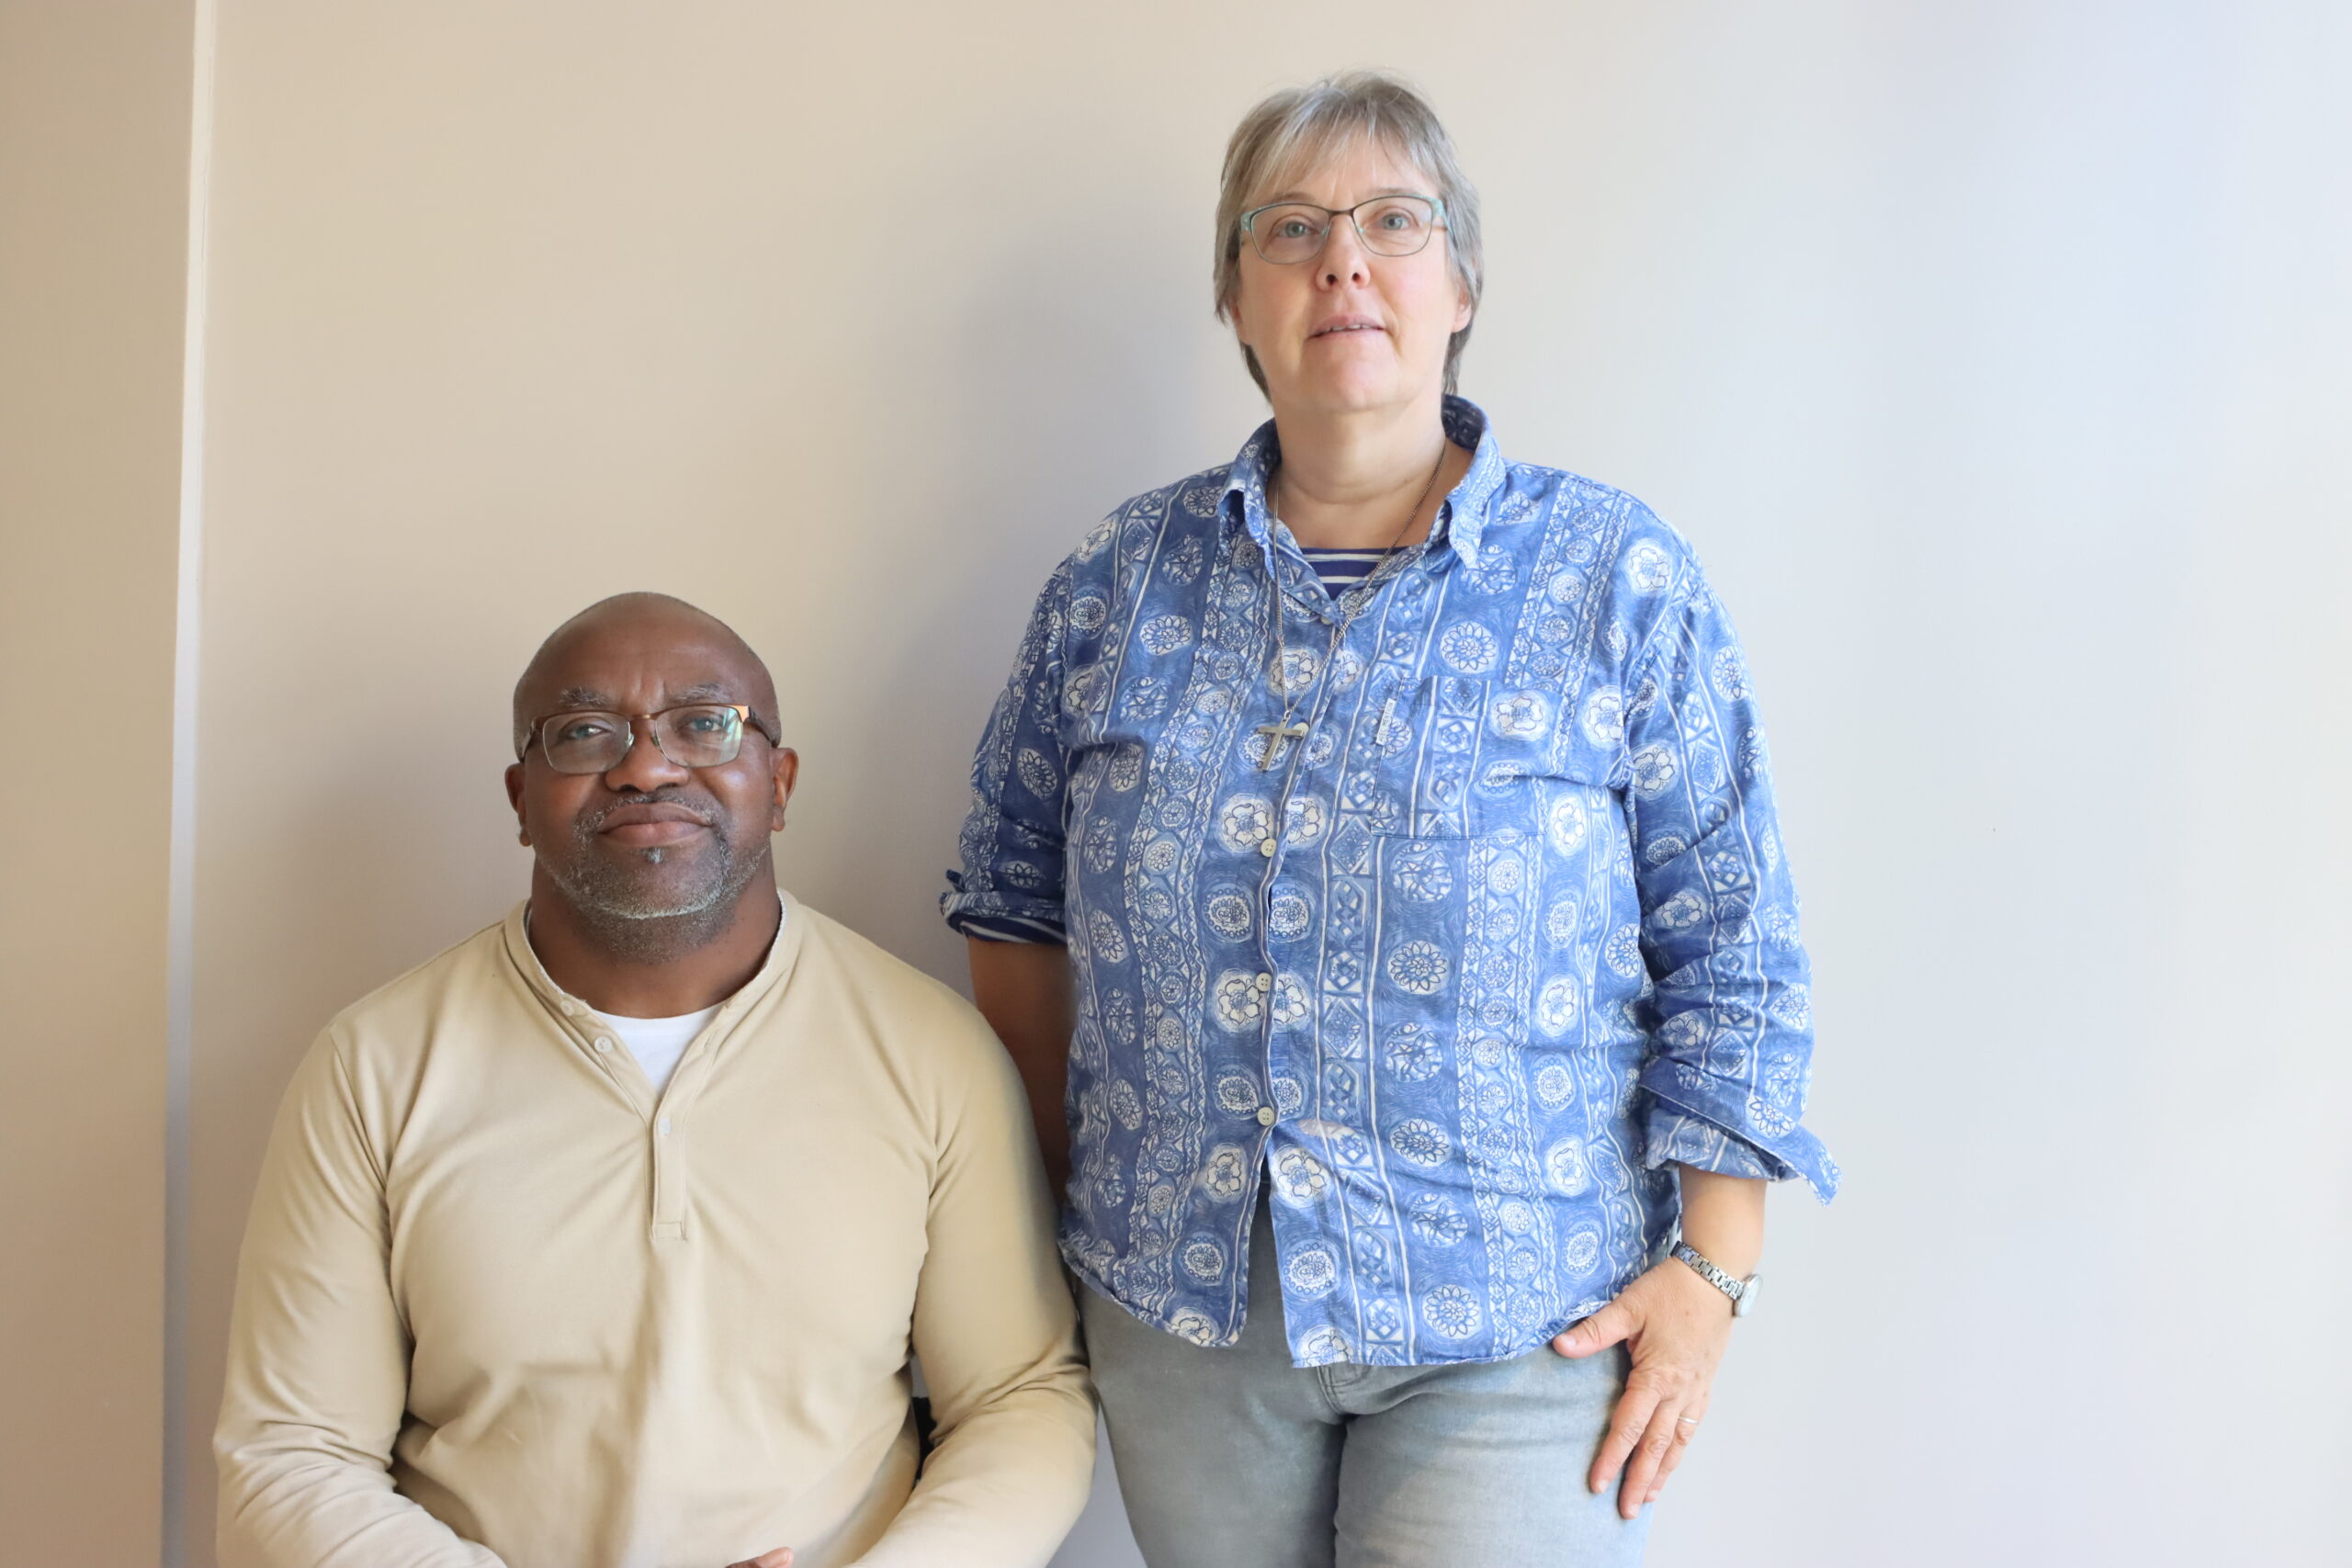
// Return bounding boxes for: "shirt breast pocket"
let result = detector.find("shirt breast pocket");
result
[1375,673,1615,840]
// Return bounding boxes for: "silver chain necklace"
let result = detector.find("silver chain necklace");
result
[1252,444,1449,773]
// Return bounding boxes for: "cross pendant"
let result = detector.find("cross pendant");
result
[1254,720,1308,771]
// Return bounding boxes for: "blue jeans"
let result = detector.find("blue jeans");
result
[1078,1203,1654,1568]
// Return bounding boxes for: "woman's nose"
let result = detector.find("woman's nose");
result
[1318,217,1373,288]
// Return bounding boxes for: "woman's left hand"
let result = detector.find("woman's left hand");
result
[1552,1256,1735,1519]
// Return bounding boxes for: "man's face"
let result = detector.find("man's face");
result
[504,613,796,926]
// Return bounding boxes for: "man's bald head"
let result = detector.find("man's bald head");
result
[503,592,798,966]
[512,592,779,759]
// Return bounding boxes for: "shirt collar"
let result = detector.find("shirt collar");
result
[501,890,800,1029]
[1219,394,1509,570]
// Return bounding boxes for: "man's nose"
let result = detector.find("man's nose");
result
[603,718,692,792]
[1318,216,1373,288]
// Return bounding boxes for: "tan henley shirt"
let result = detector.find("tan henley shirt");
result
[215,895,1094,1568]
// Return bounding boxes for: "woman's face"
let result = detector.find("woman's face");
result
[1228,137,1472,422]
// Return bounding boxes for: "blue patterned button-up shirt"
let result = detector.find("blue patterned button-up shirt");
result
[945,398,1836,1368]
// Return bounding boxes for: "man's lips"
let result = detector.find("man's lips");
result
[594,801,712,846]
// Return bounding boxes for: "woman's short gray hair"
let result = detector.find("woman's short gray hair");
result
[1214,71,1483,398]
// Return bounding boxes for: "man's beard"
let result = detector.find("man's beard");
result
[541,794,764,963]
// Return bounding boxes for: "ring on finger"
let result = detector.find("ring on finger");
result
[1675,1416,1700,1427]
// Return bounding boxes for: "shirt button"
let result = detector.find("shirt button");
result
[1259,840,1277,858]
[593,1036,615,1054]
[562,1001,582,1016]
[658,1117,673,1137]
[1254,972,1273,991]
[1256,1106,1277,1126]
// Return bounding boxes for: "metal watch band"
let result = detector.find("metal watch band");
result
[1671,1240,1756,1316]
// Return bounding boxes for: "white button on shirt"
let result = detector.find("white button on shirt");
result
[529,902,774,1093]
[597,1007,718,1093]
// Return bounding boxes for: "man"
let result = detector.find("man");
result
[216,593,1094,1568]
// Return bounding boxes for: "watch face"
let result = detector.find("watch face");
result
[1734,1273,1761,1318]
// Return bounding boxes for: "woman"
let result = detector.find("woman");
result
[944,72,1836,1567]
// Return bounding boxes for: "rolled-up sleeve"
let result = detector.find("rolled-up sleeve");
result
[1620,560,1838,1201]
[943,563,1075,942]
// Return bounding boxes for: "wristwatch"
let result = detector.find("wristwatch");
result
[1671,1240,1761,1318]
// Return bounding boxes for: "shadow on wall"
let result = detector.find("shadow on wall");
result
[805,229,1229,979]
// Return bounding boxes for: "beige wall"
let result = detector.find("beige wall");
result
[0,2,194,1561]
[1,3,2346,1565]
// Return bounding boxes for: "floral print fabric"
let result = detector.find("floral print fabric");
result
[945,398,1836,1367]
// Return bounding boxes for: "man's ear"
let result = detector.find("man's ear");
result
[504,761,532,847]
[769,747,800,833]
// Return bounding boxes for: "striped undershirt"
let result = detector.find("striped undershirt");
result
[956,545,1391,946]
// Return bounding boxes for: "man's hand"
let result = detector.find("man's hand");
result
[723,1551,792,1568]
[1553,1255,1735,1519]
